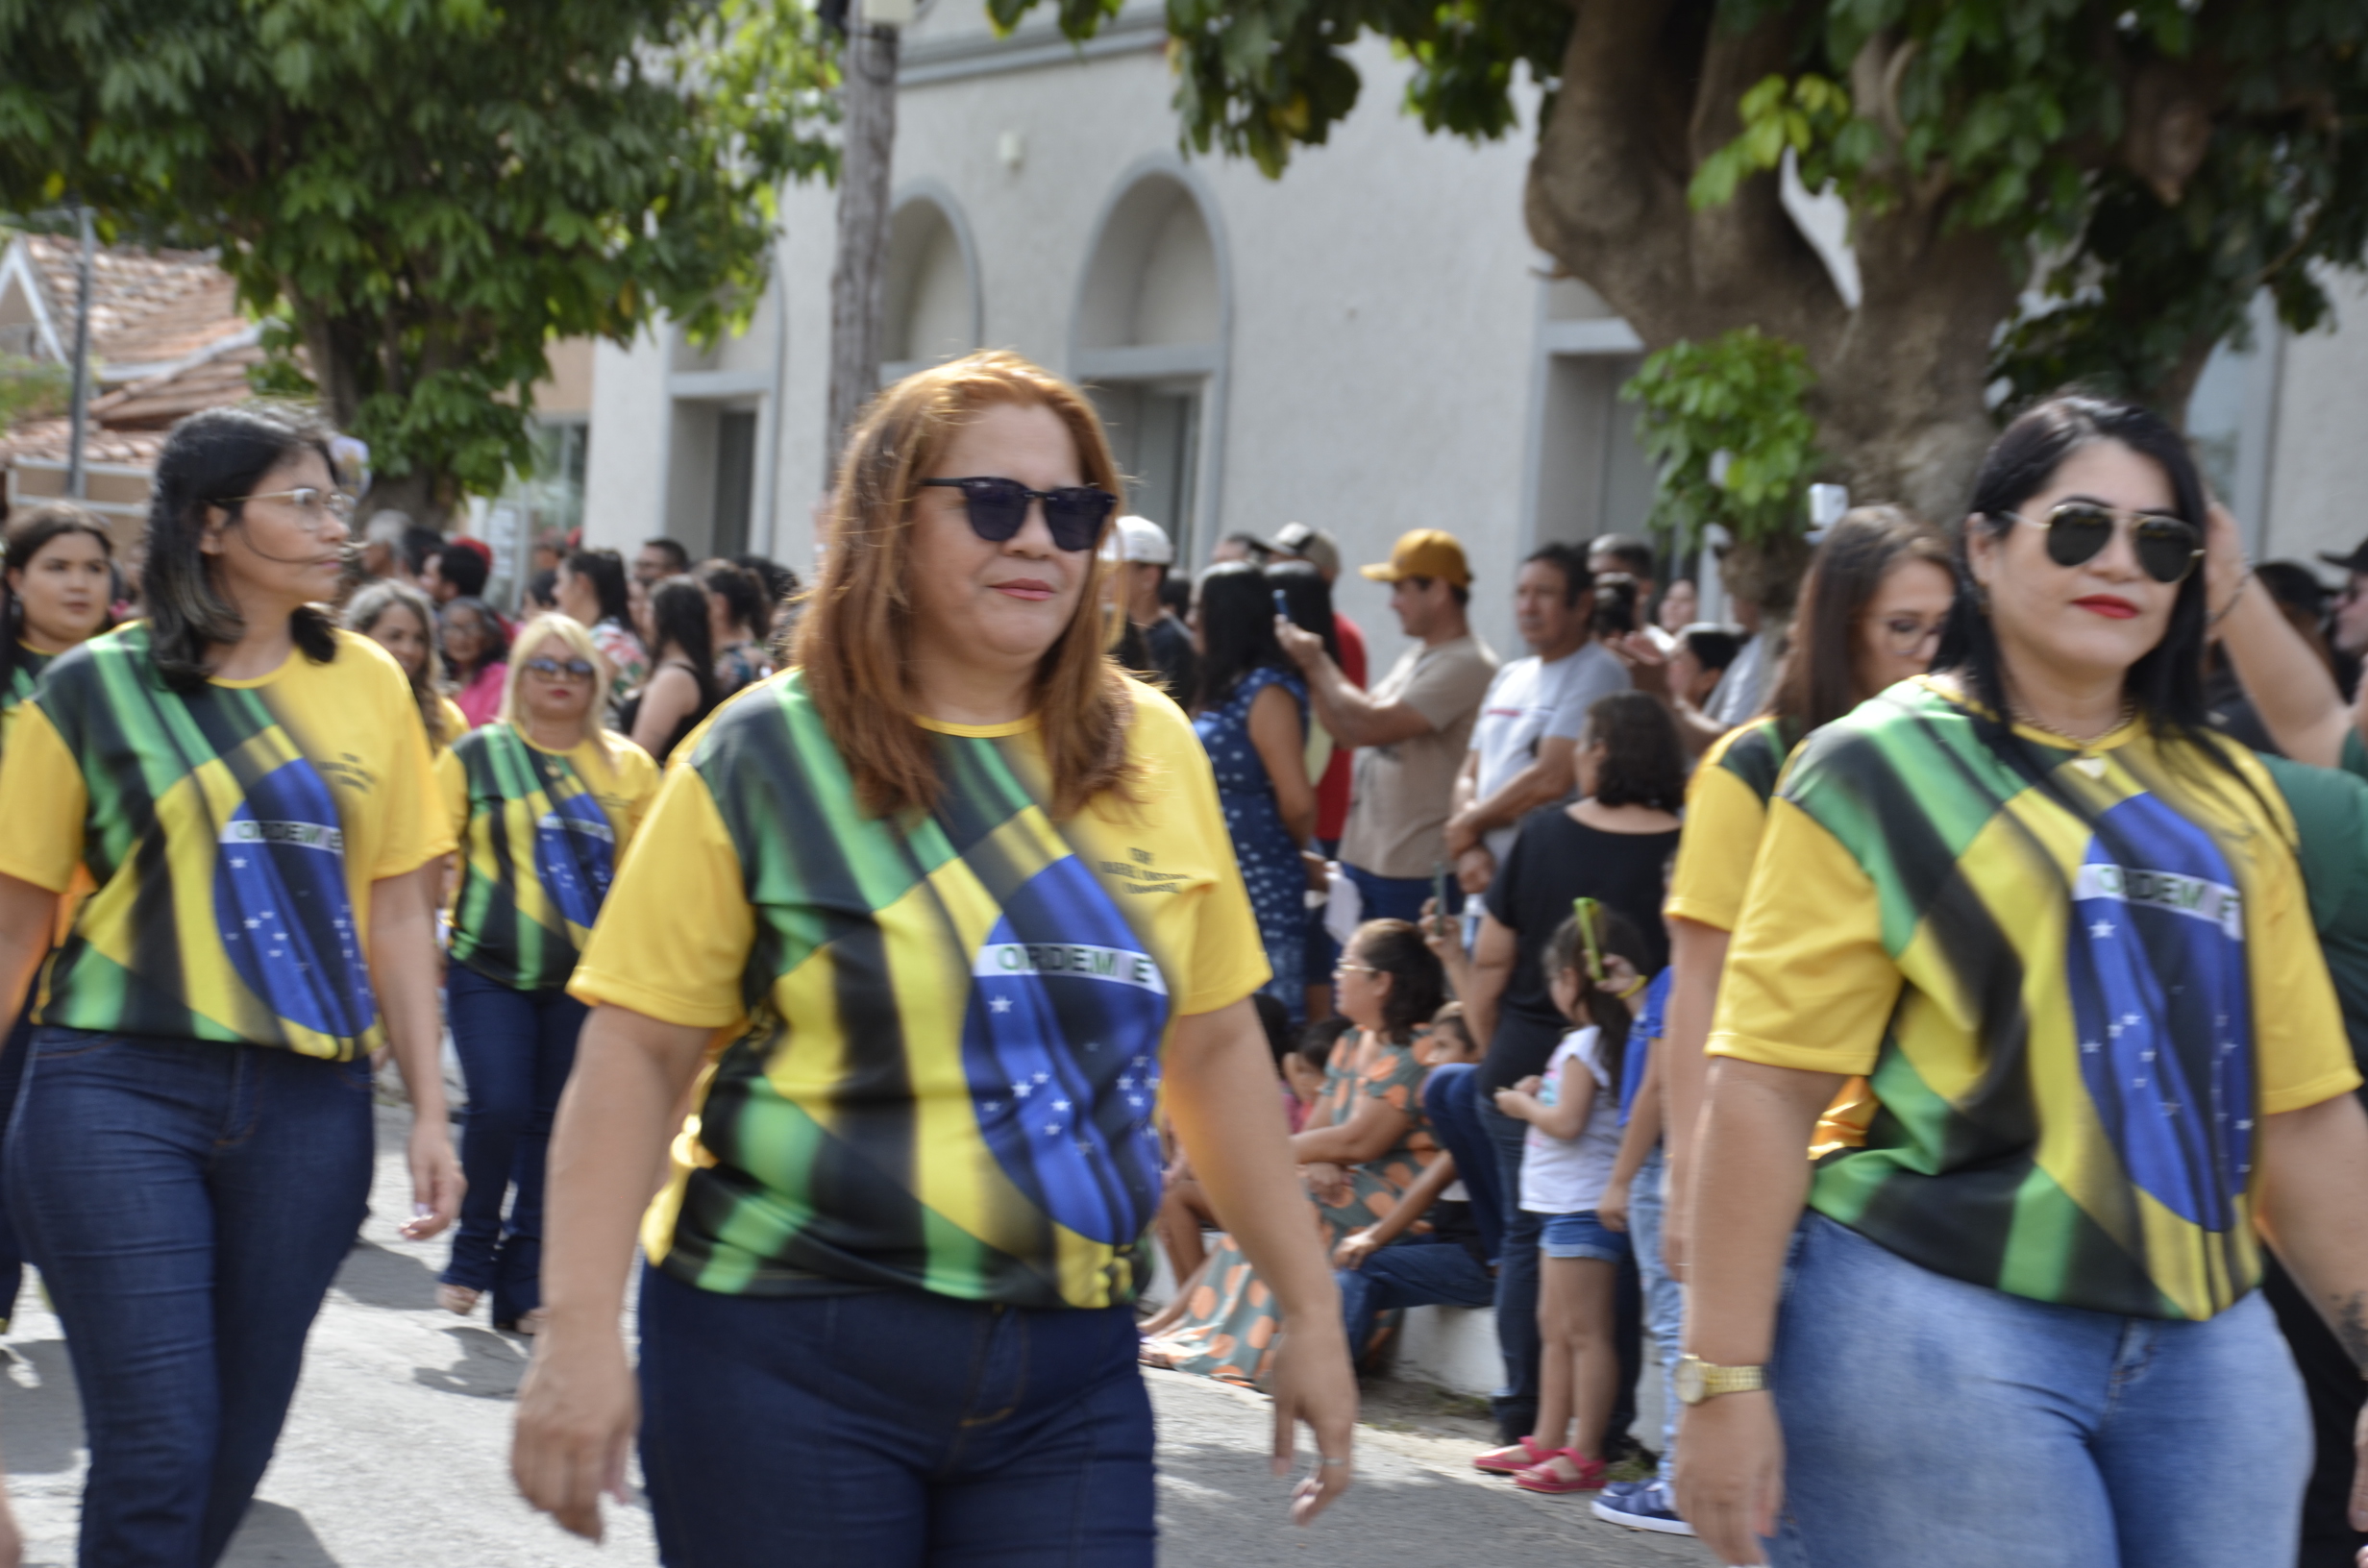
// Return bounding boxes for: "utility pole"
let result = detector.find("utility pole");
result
[65,204,95,501]
[822,0,909,484]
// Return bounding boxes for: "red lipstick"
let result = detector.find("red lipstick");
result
[2073,595,2138,620]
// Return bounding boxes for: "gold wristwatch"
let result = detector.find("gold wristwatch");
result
[1674,1353,1768,1405]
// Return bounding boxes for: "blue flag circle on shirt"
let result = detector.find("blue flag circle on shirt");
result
[962,855,1172,1245]
[534,790,617,932]
[214,756,378,1040]
[2063,793,2255,1231]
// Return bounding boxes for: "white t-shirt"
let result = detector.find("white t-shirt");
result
[1519,1026,1623,1214]
[1469,642,1631,862]
[1704,630,1770,728]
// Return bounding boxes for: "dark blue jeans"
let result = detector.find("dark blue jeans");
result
[1339,1235,1495,1354]
[443,965,585,1324]
[1481,1095,1544,1438]
[1418,1064,1502,1264]
[9,1027,373,1567]
[637,1267,1156,1567]
[1342,862,1464,926]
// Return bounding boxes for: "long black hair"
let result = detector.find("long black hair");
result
[1196,560,1291,706]
[702,560,770,643]
[1,502,114,691]
[1265,560,1341,666]
[1934,394,2213,752]
[563,547,631,627]
[1769,504,1952,733]
[646,576,719,711]
[145,405,343,692]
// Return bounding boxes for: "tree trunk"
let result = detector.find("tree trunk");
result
[1524,0,2017,529]
[825,22,900,486]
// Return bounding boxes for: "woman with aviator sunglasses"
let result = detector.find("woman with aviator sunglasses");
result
[513,351,1357,1563]
[434,615,656,1335]
[1675,395,2368,1568]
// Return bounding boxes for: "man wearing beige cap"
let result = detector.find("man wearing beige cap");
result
[1277,528,1497,924]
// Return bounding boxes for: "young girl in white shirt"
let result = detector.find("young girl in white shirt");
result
[1488,906,1646,1495]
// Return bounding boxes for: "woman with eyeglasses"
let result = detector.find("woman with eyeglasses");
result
[435,615,656,1335]
[511,352,1356,1560]
[1675,395,2368,1568]
[0,405,461,1564]
[344,579,465,753]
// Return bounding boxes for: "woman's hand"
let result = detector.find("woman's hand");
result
[1301,1162,1350,1208]
[1418,898,1459,959]
[513,1321,639,1542]
[1598,1174,1631,1234]
[1675,1391,1784,1565]
[1333,1227,1381,1271]
[1275,620,1324,671]
[2204,500,2249,608]
[1601,952,1641,1001]
[400,1114,464,1241]
[1267,1321,1359,1526]
[1514,1074,1542,1096]
[1607,631,1672,699]
[1453,846,1493,896]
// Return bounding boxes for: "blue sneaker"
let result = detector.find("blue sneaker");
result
[1591,1478,1695,1536]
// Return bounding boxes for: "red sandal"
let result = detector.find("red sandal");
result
[1473,1435,1551,1475]
[1513,1449,1610,1495]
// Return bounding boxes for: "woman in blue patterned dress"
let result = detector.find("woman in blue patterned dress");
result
[1192,561,1316,1020]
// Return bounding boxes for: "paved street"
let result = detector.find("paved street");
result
[1,1109,1705,1567]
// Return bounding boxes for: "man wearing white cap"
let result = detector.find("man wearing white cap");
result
[1112,515,1196,702]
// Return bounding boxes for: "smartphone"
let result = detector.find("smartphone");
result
[1433,860,1450,929]
[1272,588,1292,620]
[1573,896,1607,984]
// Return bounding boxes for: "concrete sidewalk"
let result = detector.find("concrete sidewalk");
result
[1,1107,1705,1566]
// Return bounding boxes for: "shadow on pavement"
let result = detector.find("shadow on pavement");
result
[413,1326,530,1401]
[0,1340,85,1474]
[330,1242,440,1311]
[221,1501,339,1567]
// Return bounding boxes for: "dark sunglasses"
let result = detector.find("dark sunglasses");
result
[2003,502,2201,585]
[523,656,595,679]
[921,477,1117,553]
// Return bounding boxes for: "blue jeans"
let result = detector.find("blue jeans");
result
[1418,1064,1502,1264]
[636,1266,1156,1567]
[1627,1147,1680,1482]
[9,1028,373,1567]
[443,966,585,1324]
[1339,1235,1495,1354]
[1481,1095,1543,1438]
[1765,1213,2310,1568]
[1342,862,1463,926]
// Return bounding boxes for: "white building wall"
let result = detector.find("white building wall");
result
[583,330,672,551]
[2264,271,2368,568]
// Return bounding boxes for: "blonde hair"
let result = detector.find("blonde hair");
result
[793,350,1136,821]
[343,578,449,750]
[499,614,612,761]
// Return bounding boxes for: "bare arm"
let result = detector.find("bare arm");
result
[1659,917,1731,1283]
[1460,912,1517,1066]
[1276,622,1433,748]
[1674,1057,1843,1567]
[1246,681,1319,846]
[629,665,700,756]
[2253,1090,2368,1539]
[1443,750,1482,856]
[1448,738,1579,850]
[1495,1067,1594,1141]
[0,874,58,1041]
[2207,502,2348,769]
[1598,1050,1664,1234]
[1166,998,1359,1522]
[366,867,462,1239]
[1291,1088,1413,1165]
[513,1004,713,1541]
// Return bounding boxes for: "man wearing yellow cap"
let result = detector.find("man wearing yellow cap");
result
[1276,529,1498,926]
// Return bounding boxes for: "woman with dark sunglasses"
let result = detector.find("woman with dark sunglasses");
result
[512,351,1357,1562]
[1676,394,2368,1568]
[0,404,462,1563]
[435,614,656,1335]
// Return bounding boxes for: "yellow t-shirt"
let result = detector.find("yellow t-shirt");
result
[1664,717,1791,934]
[0,624,452,1060]
[433,693,469,754]
[437,724,658,991]
[1710,678,2357,1319]
[572,669,1270,1309]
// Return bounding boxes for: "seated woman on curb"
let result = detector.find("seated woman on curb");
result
[1141,919,1445,1386]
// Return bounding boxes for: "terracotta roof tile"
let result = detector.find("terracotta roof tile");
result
[0,417,169,469]
[20,234,252,373]
[88,342,266,429]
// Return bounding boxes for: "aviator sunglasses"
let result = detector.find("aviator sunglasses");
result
[2000,502,2202,586]
[921,477,1118,553]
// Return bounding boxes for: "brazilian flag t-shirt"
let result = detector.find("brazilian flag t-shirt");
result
[438,723,658,992]
[0,623,452,1061]
[570,669,1270,1311]
[0,645,52,757]
[1710,677,2357,1320]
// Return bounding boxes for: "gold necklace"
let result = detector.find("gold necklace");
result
[2009,696,2137,749]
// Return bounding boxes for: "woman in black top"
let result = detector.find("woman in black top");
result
[1433,689,1685,1443]
[619,577,719,764]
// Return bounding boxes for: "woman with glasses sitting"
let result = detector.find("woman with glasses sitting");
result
[1677,396,2368,1568]
[435,615,656,1335]
[510,351,1356,1560]
[0,405,460,1562]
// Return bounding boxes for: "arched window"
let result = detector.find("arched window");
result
[1072,159,1230,567]
[881,184,982,381]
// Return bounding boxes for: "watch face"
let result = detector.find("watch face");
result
[1675,1357,1705,1405]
